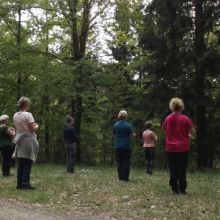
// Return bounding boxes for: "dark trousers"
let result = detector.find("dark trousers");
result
[116,148,131,181]
[17,158,32,188]
[66,144,76,173]
[167,152,189,193]
[0,145,12,176]
[144,147,155,175]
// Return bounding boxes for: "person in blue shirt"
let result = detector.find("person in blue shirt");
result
[113,110,136,182]
[63,116,78,173]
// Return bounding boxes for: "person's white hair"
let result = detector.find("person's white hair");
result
[0,114,9,123]
[118,110,128,119]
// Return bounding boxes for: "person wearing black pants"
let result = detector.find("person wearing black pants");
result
[17,158,32,189]
[162,98,195,194]
[144,147,155,175]
[0,145,13,176]
[167,152,189,194]
[116,149,131,181]
[113,110,135,182]
[0,114,16,177]
[63,116,78,173]
[13,97,39,190]
[66,144,77,173]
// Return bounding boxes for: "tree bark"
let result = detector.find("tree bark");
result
[68,0,92,163]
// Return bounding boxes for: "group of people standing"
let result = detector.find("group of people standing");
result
[0,97,39,190]
[113,97,195,194]
[0,96,195,195]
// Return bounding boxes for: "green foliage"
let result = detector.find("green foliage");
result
[0,0,220,167]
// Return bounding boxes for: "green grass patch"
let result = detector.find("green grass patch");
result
[0,165,219,220]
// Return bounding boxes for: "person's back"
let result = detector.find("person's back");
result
[63,116,77,173]
[63,125,77,144]
[13,111,35,134]
[163,113,193,152]
[143,129,157,148]
[113,110,135,182]
[0,126,12,146]
[113,120,134,149]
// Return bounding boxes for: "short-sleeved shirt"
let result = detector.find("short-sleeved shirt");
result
[63,125,78,144]
[13,111,35,133]
[143,129,157,148]
[162,113,193,152]
[0,126,12,146]
[113,120,135,149]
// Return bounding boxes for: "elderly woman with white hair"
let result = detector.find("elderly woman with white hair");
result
[113,110,136,182]
[13,97,39,190]
[163,98,195,194]
[0,115,15,176]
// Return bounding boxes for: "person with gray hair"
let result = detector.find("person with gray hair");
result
[13,97,39,190]
[63,115,78,173]
[0,115,15,176]
[113,110,136,182]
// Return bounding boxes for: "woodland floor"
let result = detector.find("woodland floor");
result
[0,165,219,220]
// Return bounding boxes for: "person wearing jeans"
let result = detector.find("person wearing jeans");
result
[142,121,157,175]
[17,158,32,188]
[13,97,39,190]
[162,98,195,194]
[113,110,135,182]
[63,116,78,173]
[0,115,15,176]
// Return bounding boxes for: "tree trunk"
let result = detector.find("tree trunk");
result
[43,12,50,162]
[68,0,91,164]
[74,94,82,163]
[194,0,209,168]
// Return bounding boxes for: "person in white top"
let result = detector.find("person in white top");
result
[13,97,39,190]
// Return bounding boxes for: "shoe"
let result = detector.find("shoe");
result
[180,191,187,195]
[16,186,25,190]
[24,184,36,190]
[172,190,179,195]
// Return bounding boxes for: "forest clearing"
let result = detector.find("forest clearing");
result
[0,165,219,220]
[1,0,220,219]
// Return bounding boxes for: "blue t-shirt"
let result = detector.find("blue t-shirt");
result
[113,120,135,149]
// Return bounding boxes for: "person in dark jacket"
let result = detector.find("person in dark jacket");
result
[63,116,78,173]
[0,115,15,176]
[113,110,136,182]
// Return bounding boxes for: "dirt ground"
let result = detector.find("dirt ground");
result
[0,199,115,220]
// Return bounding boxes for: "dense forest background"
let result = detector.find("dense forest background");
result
[0,0,220,169]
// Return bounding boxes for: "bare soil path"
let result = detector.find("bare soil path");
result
[0,199,115,220]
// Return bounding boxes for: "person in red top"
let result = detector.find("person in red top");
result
[163,98,195,195]
[142,121,157,175]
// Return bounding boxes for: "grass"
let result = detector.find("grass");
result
[0,165,220,220]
